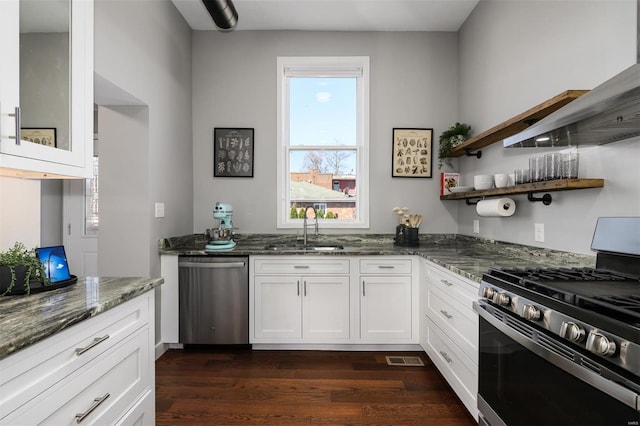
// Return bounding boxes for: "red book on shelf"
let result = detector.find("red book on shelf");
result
[440,172,460,195]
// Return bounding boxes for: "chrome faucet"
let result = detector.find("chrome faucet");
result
[302,206,319,245]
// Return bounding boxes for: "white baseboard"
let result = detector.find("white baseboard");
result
[251,343,423,351]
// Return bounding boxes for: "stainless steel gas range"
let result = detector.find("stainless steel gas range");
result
[474,217,640,426]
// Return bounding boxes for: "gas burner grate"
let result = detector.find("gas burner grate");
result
[583,294,640,318]
[487,267,640,323]
[501,267,633,282]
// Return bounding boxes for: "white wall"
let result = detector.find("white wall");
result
[94,0,193,278]
[98,106,150,276]
[456,0,638,254]
[0,177,40,250]
[192,31,460,235]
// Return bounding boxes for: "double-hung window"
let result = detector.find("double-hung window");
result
[276,56,370,228]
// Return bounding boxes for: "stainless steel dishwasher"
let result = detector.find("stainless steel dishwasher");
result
[178,256,249,345]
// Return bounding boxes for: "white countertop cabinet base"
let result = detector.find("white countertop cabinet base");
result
[252,258,351,343]
[0,292,156,425]
[419,259,479,420]
[248,256,418,347]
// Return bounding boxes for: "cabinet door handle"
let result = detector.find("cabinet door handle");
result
[378,265,395,269]
[294,265,310,269]
[297,280,300,296]
[440,279,453,287]
[362,280,366,296]
[304,280,307,296]
[75,335,110,356]
[8,106,21,145]
[439,351,453,363]
[75,393,110,423]
[178,261,246,269]
[440,310,453,319]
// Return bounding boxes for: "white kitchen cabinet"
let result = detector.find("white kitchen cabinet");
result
[0,0,94,178]
[302,275,350,340]
[254,275,303,340]
[359,258,414,342]
[251,257,350,343]
[420,259,479,420]
[160,254,180,344]
[0,292,155,425]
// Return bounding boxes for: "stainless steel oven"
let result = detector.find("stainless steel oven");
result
[475,217,640,426]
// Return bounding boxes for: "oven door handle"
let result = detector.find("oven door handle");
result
[473,301,640,412]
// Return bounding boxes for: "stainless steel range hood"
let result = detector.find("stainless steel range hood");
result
[504,63,640,148]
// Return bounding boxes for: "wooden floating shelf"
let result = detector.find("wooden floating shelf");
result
[448,90,589,158]
[440,179,604,201]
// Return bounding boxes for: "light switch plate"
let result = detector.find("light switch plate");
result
[155,202,165,218]
[535,223,544,242]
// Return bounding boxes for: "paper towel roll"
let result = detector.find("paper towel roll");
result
[476,198,516,217]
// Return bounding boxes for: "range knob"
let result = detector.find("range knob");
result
[586,332,616,356]
[492,292,511,307]
[522,304,541,321]
[559,321,585,343]
[482,287,496,300]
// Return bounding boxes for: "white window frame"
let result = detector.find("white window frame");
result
[276,56,370,229]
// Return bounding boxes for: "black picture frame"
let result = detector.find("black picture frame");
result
[21,128,57,147]
[213,128,254,177]
[392,128,433,178]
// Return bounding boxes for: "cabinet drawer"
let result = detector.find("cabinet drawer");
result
[425,262,478,306]
[424,317,477,419]
[427,286,478,363]
[0,294,150,419]
[360,258,412,274]
[115,389,154,426]
[254,258,350,275]
[3,327,150,426]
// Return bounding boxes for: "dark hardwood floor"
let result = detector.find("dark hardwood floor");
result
[155,348,477,425]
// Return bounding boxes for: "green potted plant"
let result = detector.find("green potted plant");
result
[438,122,472,169]
[0,242,49,296]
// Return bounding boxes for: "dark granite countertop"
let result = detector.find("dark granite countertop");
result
[159,233,596,283]
[0,276,163,360]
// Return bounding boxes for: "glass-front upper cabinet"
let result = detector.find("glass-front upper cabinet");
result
[0,0,93,178]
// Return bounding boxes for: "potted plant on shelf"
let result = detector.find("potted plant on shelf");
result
[438,122,472,169]
[0,242,49,296]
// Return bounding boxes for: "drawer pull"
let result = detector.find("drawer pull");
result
[294,265,310,269]
[362,280,366,296]
[440,310,453,319]
[440,279,453,287]
[8,107,21,144]
[439,351,453,363]
[297,280,300,296]
[378,265,395,269]
[75,335,110,356]
[75,393,110,423]
[304,280,307,296]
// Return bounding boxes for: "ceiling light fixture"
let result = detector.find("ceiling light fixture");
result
[202,0,238,31]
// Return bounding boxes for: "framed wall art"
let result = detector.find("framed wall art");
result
[213,128,254,177]
[21,128,56,147]
[392,128,433,178]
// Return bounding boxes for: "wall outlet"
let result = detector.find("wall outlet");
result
[155,202,165,218]
[534,223,544,242]
[473,220,480,234]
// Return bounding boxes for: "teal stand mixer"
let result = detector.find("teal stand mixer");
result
[205,202,236,251]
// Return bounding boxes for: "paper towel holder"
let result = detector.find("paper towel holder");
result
[527,192,553,205]
[465,198,483,206]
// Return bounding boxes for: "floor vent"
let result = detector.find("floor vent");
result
[385,356,425,367]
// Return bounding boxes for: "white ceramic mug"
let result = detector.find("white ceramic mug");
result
[494,174,509,188]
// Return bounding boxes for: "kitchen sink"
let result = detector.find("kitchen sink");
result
[263,243,344,252]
